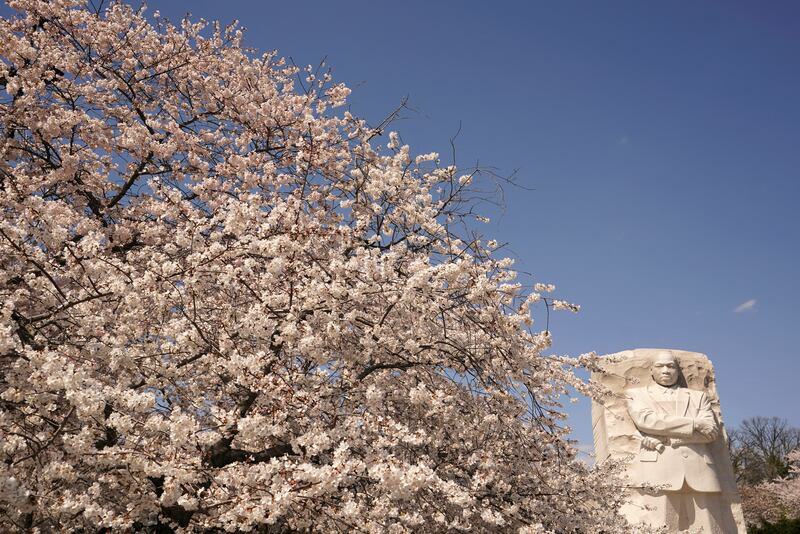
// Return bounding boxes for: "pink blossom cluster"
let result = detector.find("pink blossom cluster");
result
[0,1,634,532]
[740,449,800,528]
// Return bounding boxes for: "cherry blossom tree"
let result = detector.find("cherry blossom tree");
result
[730,418,800,529]
[773,450,800,518]
[740,449,800,530]
[1,1,634,532]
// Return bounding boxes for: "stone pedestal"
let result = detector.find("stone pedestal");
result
[591,348,746,533]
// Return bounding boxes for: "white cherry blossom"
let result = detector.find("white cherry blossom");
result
[0,1,638,532]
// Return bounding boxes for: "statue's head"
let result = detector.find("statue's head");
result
[650,350,680,387]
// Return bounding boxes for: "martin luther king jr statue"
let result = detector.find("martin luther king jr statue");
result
[591,349,745,533]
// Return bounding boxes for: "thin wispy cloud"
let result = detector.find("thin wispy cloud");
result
[734,299,757,313]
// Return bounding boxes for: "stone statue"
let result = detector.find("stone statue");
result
[591,349,746,533]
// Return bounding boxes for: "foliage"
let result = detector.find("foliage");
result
[731,417,800,530]
[747,517,800,534]
[740,450,800,530]
[0,1,633,532]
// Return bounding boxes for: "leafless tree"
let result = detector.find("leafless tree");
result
[729,416,800,485]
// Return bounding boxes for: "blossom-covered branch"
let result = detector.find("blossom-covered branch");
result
[1,1,633,532]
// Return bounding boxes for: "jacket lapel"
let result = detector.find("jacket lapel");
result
[678,388,691,416]
[647,384,671,414]
[646,384,691,416]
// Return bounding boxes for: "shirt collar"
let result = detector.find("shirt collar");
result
[652,382,679,395]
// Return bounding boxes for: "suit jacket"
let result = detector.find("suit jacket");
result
[626,384,722,492]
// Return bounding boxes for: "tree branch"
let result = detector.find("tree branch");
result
[106,153,152,209]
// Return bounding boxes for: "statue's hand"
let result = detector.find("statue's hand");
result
[694,419,715,435]
[641,436,666,452]
[693,419,719,441]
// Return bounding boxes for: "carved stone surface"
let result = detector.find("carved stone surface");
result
[591,348,746,533]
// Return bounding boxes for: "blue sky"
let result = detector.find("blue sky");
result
[13,0,800,448]
[123,0,800,447]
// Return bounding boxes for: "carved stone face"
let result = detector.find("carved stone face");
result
[651,352,680,387]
